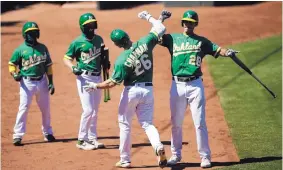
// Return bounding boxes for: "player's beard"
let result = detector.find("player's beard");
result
[85,29,95,40]
[25,33,38,46]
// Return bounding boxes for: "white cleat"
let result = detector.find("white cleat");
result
[200,157,212,168]
[76,140,96,150]
[115,161,131,168]
[167,155,182,166]
[156,145,167,168]
[90,140,105,148]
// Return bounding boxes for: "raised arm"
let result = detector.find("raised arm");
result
[138,11,168,39]
[158,10,172,23]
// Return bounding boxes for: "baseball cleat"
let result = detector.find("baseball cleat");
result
[90,140,105,148]
[200,157,211,168]
[156,145,167,168]
[167,155,182,166]
[115,161,131,168]
[76,140,96,150]
[13,138,22,146]
[44,134,56,142]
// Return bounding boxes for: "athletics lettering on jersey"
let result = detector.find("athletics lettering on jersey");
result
[125,44,148,68]
[173,41,201,57]
[22,52,47,70]
[160,33,220,76]
[65,35,104,72]
[9,42,52,77]
[81,46,101,64]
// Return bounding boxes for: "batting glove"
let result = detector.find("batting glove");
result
[48,83,55,95]
[83,80,98,93]
[12,72,22,82]
[158,10,172,22]
[138,11,152,21]
[225,49,240,57]
[72,66,83,76]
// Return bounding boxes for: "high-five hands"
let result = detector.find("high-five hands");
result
[83,80,98,93]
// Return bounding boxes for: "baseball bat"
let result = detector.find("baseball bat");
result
[230,54,276,98]
[101,45,108,102]
[104,48,111,101]
[103,67,108,102]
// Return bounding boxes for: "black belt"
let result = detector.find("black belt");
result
[84,71,100,76]
[173,76,199,82]
[24,76,43,81]
[127,82,153,86]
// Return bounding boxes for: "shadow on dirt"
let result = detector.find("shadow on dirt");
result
[168,156,282,170]
[100,141,189,150]
[1,20,24,26]
[22,136,119,145]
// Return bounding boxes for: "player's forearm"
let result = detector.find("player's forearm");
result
[63,58,74,71]
[96,79,117,89]
[46,66,53,84]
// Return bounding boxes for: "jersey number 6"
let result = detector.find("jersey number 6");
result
[135,54,152,76]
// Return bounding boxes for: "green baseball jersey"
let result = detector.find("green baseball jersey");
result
[9,42,52,77]
[161,33,220,77]
[65,34,104,72]
[110,33,158,86]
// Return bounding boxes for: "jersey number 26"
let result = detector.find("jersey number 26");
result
[135,54,152,76]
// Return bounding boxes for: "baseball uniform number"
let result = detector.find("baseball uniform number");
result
[135,54,152,76]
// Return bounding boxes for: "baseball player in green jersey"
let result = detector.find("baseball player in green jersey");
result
[63,13,110,150]
[158,10,239,168]
[8,21,56,146]
[83,11,171,168]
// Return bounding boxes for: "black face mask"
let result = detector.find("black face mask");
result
[83,22,97,40]
[25,30,39,46]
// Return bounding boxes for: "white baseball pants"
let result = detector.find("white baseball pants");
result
[170,78,211,159]
[13,75,53,139]
[118,83,163,163]
[76,74,101,141]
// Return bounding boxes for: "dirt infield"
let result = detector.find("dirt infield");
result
[1,2,282,170]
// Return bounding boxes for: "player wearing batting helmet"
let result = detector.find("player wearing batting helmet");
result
[9,21,56,146]
[83,11,169,168]
[158,10,238,168]
[63,13,110,150]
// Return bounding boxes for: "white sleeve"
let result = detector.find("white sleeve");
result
[148,17,166,39]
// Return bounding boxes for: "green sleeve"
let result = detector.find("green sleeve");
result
[65,41,77,59]
[9,49,21,65]
[203,38,221,58]
[139,33,158,50]
[45,46,53,67]
[110,62,128,85]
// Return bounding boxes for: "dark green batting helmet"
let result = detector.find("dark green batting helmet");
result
[22,21,40,39]
[110,29,130,47]
[181,10,199,26]
[79,13,97,32]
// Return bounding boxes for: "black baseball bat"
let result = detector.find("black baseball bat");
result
[230,54,276,98]
[104,48,111,101]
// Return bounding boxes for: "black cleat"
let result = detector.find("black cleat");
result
[13,138,23,146]
[44,134,56,142]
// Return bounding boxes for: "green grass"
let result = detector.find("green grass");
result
[205,34,282,170]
